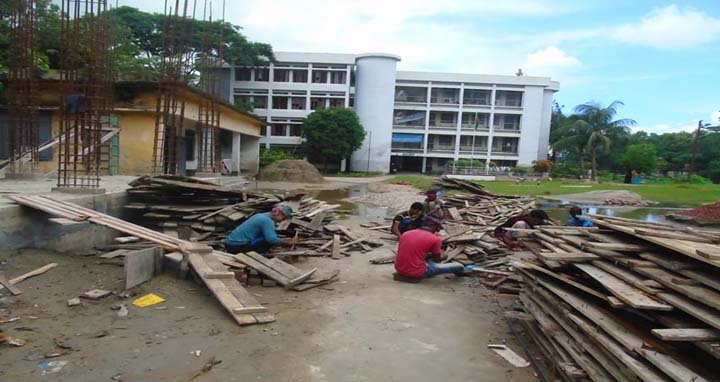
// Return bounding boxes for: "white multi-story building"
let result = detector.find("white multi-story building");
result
[228,51,559,173]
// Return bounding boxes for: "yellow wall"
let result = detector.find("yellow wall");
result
[117,112,156,175]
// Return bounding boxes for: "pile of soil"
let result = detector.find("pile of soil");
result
[679,201,720,222]
[257,159,325,183]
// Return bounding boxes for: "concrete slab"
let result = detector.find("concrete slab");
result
[125,246,162,290]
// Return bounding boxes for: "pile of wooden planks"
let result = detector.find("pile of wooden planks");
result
[124,175,380,258]
[442,194,537,227]
[511,217,720,381]
[434,176,500,196]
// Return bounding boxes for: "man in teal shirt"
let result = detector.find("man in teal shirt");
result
[223,205,298,255]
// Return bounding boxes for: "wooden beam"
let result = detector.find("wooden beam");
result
[651,328,720,342]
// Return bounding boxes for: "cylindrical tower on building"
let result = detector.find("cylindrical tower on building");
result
[352,53,401,173]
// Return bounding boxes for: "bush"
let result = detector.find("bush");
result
[532,159,554,172]
[512,165,532,175]
[551,163,583,179]
[259,149,297,167]
[449,158,484,168]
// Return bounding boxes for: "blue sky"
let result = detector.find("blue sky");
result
[119,0,720,133]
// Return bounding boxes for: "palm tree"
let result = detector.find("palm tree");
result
[551,114,590,173]
[554,101,635,180]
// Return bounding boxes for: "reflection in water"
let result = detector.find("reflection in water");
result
[540,200,675,224]
[309,185,389,220]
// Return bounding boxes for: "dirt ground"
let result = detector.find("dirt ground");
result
[0,213,539,382]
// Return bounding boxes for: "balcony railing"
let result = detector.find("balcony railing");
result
[495,100,523,108]
[393,123,425,129]
[427,145,456,153]
[395,95,427,103]
[491,149,519,155]
[493,125,520,132]
[458,146,488,153]
[463,98,491,106]
[391,147,424,153]
[430,96,460,105]
[428,121,457,129]
[460,124,490,130]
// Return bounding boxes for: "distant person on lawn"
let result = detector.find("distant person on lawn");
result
[390,202,425,238]
[423,188,446,220]
[567,206,593,227]
[223,205,298,255]
[494,209,551,249]
[393,216,474,283]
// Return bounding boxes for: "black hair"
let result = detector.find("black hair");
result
[569,206,582,217]
[529,209,549,220]
[410,202,424,211]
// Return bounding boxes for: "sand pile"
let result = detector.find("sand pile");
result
[257,160,325,183]
[679,201,720,222]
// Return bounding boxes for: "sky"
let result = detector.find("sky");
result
[117,0,720,134]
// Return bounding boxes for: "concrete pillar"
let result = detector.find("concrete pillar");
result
[351,53,401,173]
[232,132,242,174]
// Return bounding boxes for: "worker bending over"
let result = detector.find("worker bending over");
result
[390,202,425,238]
[567,206,593,227]
[494,209,551,250]
[393,216,474,282]
[223,205,298,255]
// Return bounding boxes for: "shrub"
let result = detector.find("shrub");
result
[551,163,583,179]
[532,159,554,172]
[512,166,532,175]
[259,149,297,167]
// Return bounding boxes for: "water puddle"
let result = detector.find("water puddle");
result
[308,185,390,220]
[538,199,680,224]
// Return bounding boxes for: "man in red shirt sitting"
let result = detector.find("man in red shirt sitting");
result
[394,216,473,282]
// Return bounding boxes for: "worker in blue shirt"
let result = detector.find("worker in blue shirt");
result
[223,205,298,255]
[567,206,593,227]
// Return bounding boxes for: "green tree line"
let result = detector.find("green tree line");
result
[0,2,273,88]
[551,101,720,183]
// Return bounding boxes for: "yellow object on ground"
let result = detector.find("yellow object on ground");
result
[132,293,165,308]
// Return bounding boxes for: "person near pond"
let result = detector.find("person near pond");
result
[567,206,593,227]
[390,202,425,238]
[423,187,446,220]
[223,205,298,255]
[494,209,551,249]
[393,216,475,283]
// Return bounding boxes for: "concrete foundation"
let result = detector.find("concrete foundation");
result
[3,171,47,181]
[51,187,108,195]
[0,191,128,252]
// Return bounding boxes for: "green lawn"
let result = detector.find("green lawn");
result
[384,176,720,206]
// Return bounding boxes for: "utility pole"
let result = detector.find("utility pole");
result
[687,120,707,182]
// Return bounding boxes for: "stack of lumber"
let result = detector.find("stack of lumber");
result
[124,175,381,257]
[442,194,537,226]
[434,175,500,196]
[511,217,720,381]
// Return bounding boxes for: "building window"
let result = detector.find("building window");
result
[395,86,427,103]
[495,114,520,130]
[430,88,459,104]
[330,71,346,84]
[255,68,269,82]
[328,98,344,108]
[235,68,251,81]
[496,91,523,107]
[292,69,308,83]
[272,96,289,110]
[461,113,489,129]
[289,125,302,137]
[312,70,328,83]
[253,95,268,109]
[291,97,306,110]
[310,97,325,110]
[349,96,354,107]
[463,89,491,105]
[185,129,196,161]
[271,124,286,136]
[274,69,290,82]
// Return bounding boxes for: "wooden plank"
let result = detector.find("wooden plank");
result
[632,266,720,311]
[336,225,371,251]
[0,274,21,296]
[536,251,599,262]
[575,263,673,311]
[651,328,720,342]
[656,292,720,331]
[448,207,463,221]
[591,261,663,295]
[637,349,709,382]
[309,211,326,232]
[331,234,341,259]
[203,271,236,279]
[583,241,654,252]
[1,263,58,288]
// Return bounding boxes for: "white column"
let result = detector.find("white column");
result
[232,132,242,174]
[486,85,497,169]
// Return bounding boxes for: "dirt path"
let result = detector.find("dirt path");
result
[0,215,536,382]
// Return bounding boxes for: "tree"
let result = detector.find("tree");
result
[106,6,274,78]
[302,108,366,172]
[616,144,658,174]
[551,114,590,173]
[572,101,635,180]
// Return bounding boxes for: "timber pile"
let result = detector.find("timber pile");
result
[125,175,382,258]
[442,194,537,227]
[510,216,720,381]
[434,176,499,196]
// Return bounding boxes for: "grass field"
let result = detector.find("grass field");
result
[384,175,720,206]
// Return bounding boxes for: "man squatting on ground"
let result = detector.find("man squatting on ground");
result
[494,209,551,249]
[394,216,474,282]
[390,202,425,238]
[423,188,446,220]
[223,205,299,255]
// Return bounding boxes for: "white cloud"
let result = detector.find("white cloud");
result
[524,46,581,69]
[634,122,698,134]
[612,5,720,49]
[711,109,720,124]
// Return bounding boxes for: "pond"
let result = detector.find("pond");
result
[538,199,683,224]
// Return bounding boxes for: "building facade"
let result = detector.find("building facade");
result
[229,52,558,173]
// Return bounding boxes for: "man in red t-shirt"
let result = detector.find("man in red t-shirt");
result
[394,216,473,282]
